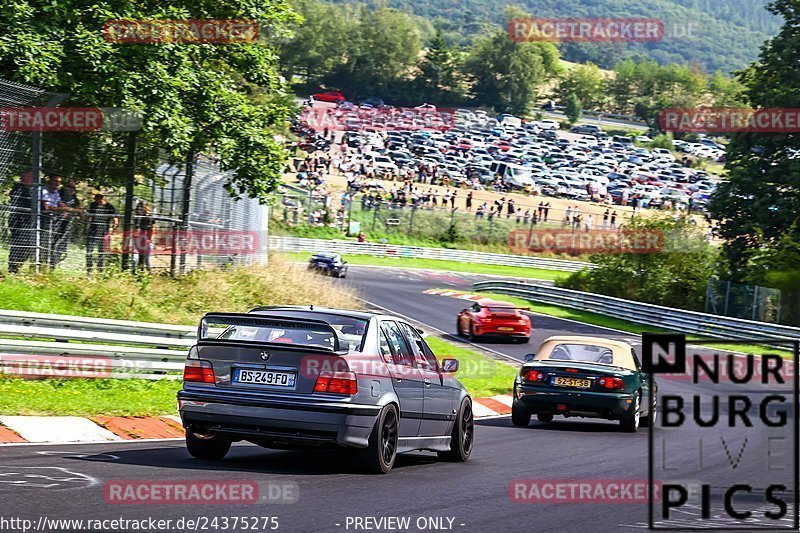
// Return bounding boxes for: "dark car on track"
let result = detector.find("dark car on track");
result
[178,307,474,473]
[511,336,657,432]
[457,299,531,343]
[308,252,348,278]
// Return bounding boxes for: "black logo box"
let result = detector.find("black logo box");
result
[643,333,800,531]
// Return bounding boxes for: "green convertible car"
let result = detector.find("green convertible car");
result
[511,336,657,432]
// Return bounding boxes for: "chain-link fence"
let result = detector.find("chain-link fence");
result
[705,279,783,324]
[275,182,623,251]
[0,78,268,275]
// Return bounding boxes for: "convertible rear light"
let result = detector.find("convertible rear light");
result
[565,368,579,373]
[183,360,215,384]
[522,369,546,383]
[597,377,625,390]
[314,371,358,395]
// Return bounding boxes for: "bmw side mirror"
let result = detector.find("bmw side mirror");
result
[441,358,459,373]
[524,353,536,362]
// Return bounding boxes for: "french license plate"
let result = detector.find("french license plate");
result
[497,327,515,331]
[554,376,591,388]
[234,368,296,388]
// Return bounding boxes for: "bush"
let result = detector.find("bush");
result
[558,216,717,311]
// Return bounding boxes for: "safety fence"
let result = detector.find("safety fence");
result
[268,235,594,272]
[472,281,800,342]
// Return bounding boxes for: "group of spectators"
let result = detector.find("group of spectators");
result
[6,170,155,275]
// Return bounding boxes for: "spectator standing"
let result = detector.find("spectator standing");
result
[39,175,65,267]
[133,201,154,274]
[602,209,610,230]
[506,198,515,219]
[52,178,82,266]
[7,170,34,273]
[465,191,473,211]
[585,214,593,232]
[85,194,118,275]
[610,211,617,230]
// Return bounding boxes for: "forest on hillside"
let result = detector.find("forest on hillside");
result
[330,0,780,73]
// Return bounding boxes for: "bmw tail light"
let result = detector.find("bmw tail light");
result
[314,371,358,395]
[522,369,546,383]
[597,377,625,390]
[183,360,215,384]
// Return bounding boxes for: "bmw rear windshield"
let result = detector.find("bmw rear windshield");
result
[200,312,368,352]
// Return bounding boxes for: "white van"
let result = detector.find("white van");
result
[490,161,535,189]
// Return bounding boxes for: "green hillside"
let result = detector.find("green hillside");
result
[331,0,780,73]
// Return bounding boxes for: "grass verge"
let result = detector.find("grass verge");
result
[277,252,571,281]
[0,255,359,324]
[0,378,180,416]
[425,337,517,398]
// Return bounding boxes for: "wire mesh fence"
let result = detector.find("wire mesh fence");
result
[705,279,783,324]
[0,78,269,276]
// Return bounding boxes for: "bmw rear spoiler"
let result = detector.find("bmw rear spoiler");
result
[198,312,340,352]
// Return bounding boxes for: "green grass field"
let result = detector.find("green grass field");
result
[0,378,181,416]
[278,252,572,281]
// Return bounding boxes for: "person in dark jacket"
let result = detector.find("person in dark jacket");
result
[7,170,34,273]
[85,194,118,275]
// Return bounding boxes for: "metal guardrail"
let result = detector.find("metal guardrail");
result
[473,281,800,342]
[0,311,195,379]
[269,236,594,273]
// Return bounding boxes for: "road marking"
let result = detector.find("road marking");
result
[36,451,120,461]
[0,466,99,489]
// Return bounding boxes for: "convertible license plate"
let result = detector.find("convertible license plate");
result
[554,376,591,388]
[497,327,515,331]
[234,369,296,388]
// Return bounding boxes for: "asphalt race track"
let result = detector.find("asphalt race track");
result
[0,266,794,532]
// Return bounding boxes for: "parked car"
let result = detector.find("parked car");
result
[456,299,531,343]
[179,306,474,473]
[511,336,657,432]
[536,119,560,130]
[569,124,606,137]
[312,90,346,104]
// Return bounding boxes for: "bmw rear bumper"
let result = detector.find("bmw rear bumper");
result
[178,390,379,448]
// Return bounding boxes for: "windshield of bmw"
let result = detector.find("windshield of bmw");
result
[200,313,368,352]
[537,343,621,367]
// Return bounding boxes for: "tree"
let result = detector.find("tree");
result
[0,0,297,201]
[709,0,800,279]
[564,93,582,124]
[326,7,421,99]
[280,0,354,85]
[464,9,560,115]
[417,28,463,102]
[553,63,604,109]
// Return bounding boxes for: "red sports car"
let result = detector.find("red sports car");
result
[457,299,531,343]
[312,90,346,103]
